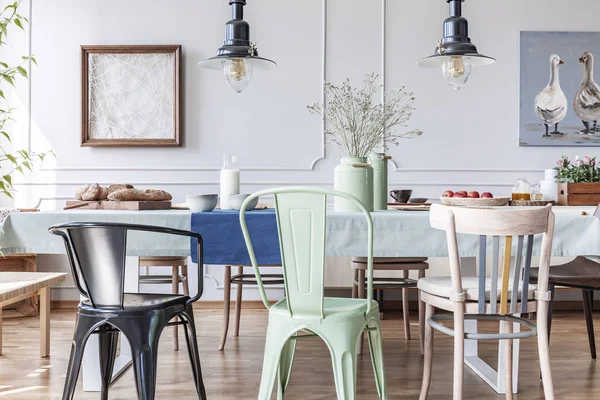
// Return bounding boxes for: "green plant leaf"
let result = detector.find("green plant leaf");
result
[15,165,23,175]
[16,66,26,78]
[5,153,16,164]
[0,62,8,69]
[13,18,23,30]
[2,75,14,86]
[3,174,11,186]
[22,160,31,170]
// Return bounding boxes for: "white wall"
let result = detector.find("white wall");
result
[9,0,600,300]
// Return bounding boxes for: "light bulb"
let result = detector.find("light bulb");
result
[441,56,472,91]
[222,58,253,93]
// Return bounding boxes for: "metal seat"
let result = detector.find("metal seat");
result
[49,222,207,400]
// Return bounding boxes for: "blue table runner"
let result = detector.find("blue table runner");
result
[190,209,281,265]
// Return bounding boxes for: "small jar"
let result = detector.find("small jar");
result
[531,184,543,201]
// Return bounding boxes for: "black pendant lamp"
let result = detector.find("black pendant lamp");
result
[198,0,276,93]
[417,0,494,90]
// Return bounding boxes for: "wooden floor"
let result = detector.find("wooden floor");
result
[0,309,599,399]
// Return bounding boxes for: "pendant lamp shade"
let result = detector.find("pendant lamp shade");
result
[417,0,494,90]
[198,0,276,93]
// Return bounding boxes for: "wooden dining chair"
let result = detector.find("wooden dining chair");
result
[529,203,600,359]
[419,204,555,400]
[240,187,387,400]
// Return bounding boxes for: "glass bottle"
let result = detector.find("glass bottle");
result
[219,154,240,210]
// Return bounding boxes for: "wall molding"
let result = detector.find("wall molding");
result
[38,166,544,173]
[18,181,518,187]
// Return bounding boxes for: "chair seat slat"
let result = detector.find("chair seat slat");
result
[490,236,500,314]
[478,235,487,314]
[510,236,525,314]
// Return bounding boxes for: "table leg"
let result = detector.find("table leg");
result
[234,266,243,337]
[402,270,411,340]
[219,266,232,351]
[40,287,50,358]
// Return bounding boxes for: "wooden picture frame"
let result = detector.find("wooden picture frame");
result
[81,45,181,147]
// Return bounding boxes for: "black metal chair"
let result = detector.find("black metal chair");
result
[49,222,207,400]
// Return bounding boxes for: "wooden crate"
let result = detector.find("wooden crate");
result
[558,183,600,206]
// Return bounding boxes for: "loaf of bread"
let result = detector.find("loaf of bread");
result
[108,188,172,202]
[75,183,135,201]
[81,183,102,201]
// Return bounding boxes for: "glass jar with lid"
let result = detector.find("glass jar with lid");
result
[512,177,531,201]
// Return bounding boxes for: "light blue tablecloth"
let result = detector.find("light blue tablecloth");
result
[0,207,598,258]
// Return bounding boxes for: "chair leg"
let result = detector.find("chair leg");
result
[367,321,388,399]
[234,266,243,337]
[276,336,297,400]
[122,320,164,400]
[503,321,514,400]
[219,266,232,351]
[583,289,597,359]
[452,305,464,400]
[419,303,434,400]
[402,270,411,340]
[537,300,556,400]
[172,266,180,351]
[98,324,119,400]
[418,269,426,355]
[182,264,190,296]
[258,324,291,400]
[547,283,555,344]
[62,314,101,400]
[357,269,366,355]
[181,306,208,399]
[40,287,51,357]
[330,335,359,400]
[0,307,2,356]
[351,269,358,299]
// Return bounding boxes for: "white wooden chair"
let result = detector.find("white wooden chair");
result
[418,204,555,400]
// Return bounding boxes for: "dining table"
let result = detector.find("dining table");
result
[0,205,599,393]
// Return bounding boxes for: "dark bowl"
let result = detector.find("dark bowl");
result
[389,189,412,204]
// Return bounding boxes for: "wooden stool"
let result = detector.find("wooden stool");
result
[352,257,429,354]
[138,256,189,351]
[220,265,283,350]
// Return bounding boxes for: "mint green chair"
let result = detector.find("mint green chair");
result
[239,187,387,400]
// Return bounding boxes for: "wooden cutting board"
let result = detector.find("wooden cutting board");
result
[65,200,172,210]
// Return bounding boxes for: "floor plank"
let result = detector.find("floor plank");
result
[0,309,599,399]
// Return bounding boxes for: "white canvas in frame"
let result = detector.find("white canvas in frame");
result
[81,45,181,147]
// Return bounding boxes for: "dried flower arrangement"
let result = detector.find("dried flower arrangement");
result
[307,73,422,158]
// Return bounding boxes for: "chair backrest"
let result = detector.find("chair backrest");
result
[49,222,204,309]
[429,204,555,315]
[239,187,374,319]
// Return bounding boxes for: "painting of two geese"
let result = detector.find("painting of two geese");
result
[520,31,600,146]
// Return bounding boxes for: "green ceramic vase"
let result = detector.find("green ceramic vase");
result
[369,152,389,210]
[333,157,374,212]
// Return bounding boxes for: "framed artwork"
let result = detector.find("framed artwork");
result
[81,45,181,147]
[520,31,600,147]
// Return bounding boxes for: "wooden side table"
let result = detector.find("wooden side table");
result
[0,254,39,317]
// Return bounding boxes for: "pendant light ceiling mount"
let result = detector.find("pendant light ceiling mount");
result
[199,0,276,93]
[417,0,494,90]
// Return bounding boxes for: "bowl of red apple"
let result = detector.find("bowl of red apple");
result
[440,190,510,207]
